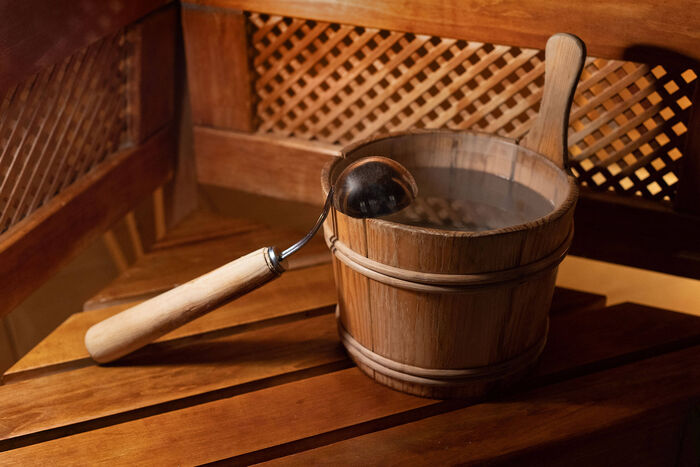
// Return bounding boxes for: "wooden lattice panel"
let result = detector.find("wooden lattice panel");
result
[568,60,695,200]
[0,31,129,234]
[251,14,545,144]
[249,13,696,202]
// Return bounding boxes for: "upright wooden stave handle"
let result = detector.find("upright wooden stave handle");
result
[85,247,284,363]
[521,33,586,168]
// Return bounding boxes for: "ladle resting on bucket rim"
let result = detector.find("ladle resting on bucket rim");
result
[84,156,417,364]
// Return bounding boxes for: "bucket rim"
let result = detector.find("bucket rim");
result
[321,128,578,239]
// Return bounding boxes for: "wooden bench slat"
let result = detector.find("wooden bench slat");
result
[0,313,346,449]
[264,345,700,466]
[3,282,601,384]
[3,264,337,383]
[83,222,330,310]
[3,302,699,462]
[5,343,700,464]
[150,210,267,250]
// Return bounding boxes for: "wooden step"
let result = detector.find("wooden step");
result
[83,211,331,310]
[3,300,700,462]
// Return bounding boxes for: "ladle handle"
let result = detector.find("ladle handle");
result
[521,33,586,169]
[85,247,284,363]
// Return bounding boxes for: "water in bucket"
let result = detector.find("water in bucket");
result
[382,167,554,232]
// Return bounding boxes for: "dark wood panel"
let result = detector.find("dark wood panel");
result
[571,189,700,279]
[193,126,339,205]
[268,345,700,466]
[127,6,178,143]
[0,127,175,318]
[0,0,171,94]
[4,301,700,462]
[675,75,700,215]
[182,7,254,130]
[3,263,337,383]
[184,0,700,63]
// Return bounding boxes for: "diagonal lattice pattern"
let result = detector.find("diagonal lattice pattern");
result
[250,14,545,145]
[568,59,695,200]
[0,31,129,234]
[248,13,696,202]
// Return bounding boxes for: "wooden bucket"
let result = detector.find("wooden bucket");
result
[321,34,585,398]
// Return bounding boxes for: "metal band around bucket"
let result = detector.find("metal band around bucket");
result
[324,226,573,294]
[337,309,548,386]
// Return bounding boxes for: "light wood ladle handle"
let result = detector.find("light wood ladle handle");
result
[85,247,284,363]
[521,33,586,169]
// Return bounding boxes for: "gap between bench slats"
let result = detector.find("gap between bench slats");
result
[83,224,330,311]
[2,301,700,461]
[259,345,700,467]
[3,263,337,383]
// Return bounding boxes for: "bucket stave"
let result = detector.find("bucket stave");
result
[322,130,578,399]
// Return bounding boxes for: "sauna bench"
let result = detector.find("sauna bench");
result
[1,216,699,465]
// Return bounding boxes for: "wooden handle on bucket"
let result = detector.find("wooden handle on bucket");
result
[521,33,586,169]
[84,247,283,363]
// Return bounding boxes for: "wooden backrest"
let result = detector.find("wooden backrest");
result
[182,0,699,279]
[0,0,180,317]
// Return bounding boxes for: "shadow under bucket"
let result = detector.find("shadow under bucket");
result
[322,130,578,398]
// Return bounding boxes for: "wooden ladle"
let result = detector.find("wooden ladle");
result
[85,156,417,363]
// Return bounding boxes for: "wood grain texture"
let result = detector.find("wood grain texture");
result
[85,247,281,363]
[4,301,700,463]
[184,0,700,63]
[2,284,600,384]
[268,345,700,466]
[0,0,171,94]
[0,313,346,449]
[149,210,265,250]
[83,220,330,310]
[127,5,178,143]
[244,11,694,207]
[182,6,254,130]
[323,130,577,397]
[521,34,585,168]
[3,263,336,383]
[0,126,175,319]
[193,126,340,205]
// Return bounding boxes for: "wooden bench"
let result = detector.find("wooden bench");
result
[1,0,699,464]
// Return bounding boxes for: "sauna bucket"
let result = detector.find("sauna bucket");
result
[321,34,585,399]
[322,130,577,398]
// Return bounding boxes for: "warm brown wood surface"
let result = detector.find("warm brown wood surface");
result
[127,6,178,144]
[182,6,254,131]
[84,246,285,363]
[83,217,330,310]
[2,297,699,463]
[182,1,700,284]
[0,127,175,319]
[0,0,171,94]
[149,210,265,250]
[4,263,337,383]
[185,0,700,63]
[194,126,340,205]
[267,346,700,466]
